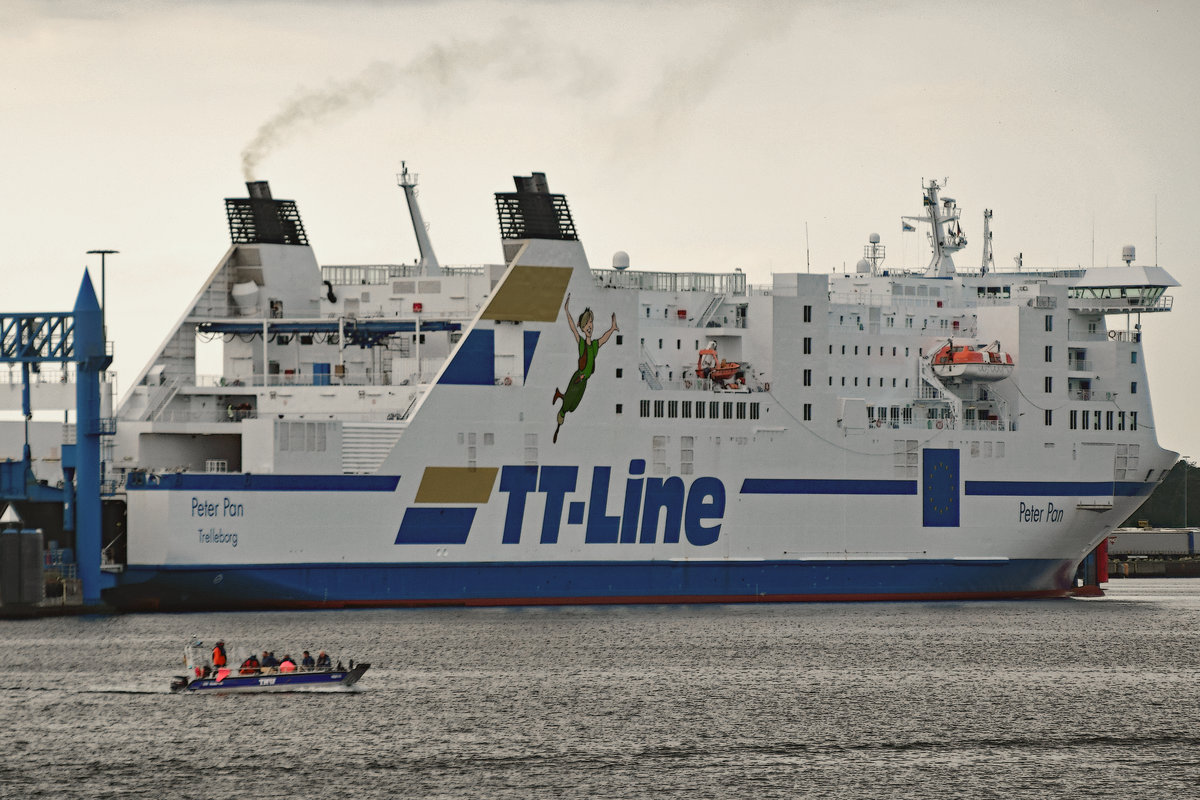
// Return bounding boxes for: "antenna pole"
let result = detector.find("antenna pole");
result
[805,222,810,274]
[86,249,118,354]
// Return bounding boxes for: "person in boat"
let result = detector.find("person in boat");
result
[211,640,227,669]
[316,651,331,670]
[279,655,297,673]
[551,293,618,444]
[239,654,260,675]
[301,651,315,670]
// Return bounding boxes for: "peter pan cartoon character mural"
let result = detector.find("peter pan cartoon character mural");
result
[552,293,618,443]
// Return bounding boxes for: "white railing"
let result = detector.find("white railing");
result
[322,263,490,284]
[592,269,747,295]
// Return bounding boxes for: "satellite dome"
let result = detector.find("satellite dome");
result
[1121,245,1136,265]
[612,251,630,270]
[869,233,881,244]
[856,258,871,274]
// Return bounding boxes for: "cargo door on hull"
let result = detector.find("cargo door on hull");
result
[1077,441,1116,511]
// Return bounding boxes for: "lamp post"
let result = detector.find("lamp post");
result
[86,249,118,345]
[1185,457,1190,528]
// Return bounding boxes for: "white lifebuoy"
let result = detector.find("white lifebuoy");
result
[502,376,512,386]
[936,420,944,430]
[1108,330,1118,339]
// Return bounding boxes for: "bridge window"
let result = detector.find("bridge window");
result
[803,369,812,387]
[640,400,650,417]
[1130,411,1138,430]
[1044,409,1053,427]
[1131,381,1138,394]
[654,400,664,418]
[1070,409,1078,430]
[1045,376,1053,393]
[803,403,812,421]
[803,305,812,323]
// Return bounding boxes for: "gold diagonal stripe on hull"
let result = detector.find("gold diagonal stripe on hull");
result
[480,265,572,322]
[414,466,499,504]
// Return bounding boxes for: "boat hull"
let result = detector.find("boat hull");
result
[931,363,1014,381]
[112,558,1075,611]
[171,664,369,693]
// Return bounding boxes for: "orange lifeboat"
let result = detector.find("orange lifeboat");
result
[930,340,1014,382]
[697,344,742,386]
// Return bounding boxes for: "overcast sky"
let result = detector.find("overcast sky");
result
[2,0,1198,459]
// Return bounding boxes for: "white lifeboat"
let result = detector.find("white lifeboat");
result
[930,340,1014,382]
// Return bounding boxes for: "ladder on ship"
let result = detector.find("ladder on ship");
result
[639,344,663,390]
[916,360,961,430]
[696,293,726,328]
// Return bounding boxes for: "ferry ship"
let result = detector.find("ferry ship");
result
[54,168,1180,609]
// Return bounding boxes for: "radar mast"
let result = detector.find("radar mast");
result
[397,162,441,276]
[901,178,967,277]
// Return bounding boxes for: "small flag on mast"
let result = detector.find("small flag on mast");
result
[902,221,915,232]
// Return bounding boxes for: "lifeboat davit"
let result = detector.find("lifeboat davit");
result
[930,340,1014,382]
[697,344,743,386]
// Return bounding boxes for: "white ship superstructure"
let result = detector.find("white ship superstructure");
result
[51,170,1176,609]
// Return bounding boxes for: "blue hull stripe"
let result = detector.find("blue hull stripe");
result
[741,479,917,495]
[439,329,495,385]
[126,474,401,492]
[965,481,1154,497]
[395,508,477,544]
[106,558,1074,609]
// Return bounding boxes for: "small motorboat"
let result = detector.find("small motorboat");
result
[930,339,1014,382]
[170,640,369,694]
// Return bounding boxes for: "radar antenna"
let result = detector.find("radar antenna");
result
[900,178,966,278]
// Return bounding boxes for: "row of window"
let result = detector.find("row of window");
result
[832,376,909,388]
[1066,409,1138,431]
[828,344,914,357]
[639,399,762,420]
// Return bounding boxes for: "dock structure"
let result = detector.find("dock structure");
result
[0,271,112,608]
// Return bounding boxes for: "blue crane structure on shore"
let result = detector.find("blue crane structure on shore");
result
[0,271,112,606]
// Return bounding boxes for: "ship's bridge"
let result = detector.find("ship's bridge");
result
[1067,265,1178,314]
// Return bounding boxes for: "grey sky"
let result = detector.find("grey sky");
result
[2,0,1198,457]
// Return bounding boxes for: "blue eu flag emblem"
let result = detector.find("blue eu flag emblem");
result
[923,448,959,527]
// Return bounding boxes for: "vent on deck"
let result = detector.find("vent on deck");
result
[225,181,309,246]
[494,172,578,241]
